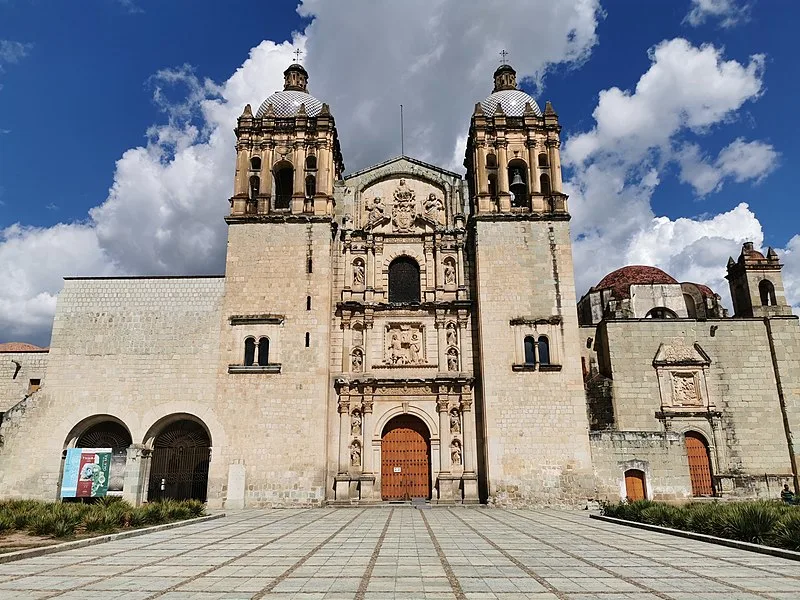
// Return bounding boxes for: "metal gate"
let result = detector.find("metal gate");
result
[685,432,714,496]
[147,420,210,502]
[381,415,430,500]
[624,469,646,501]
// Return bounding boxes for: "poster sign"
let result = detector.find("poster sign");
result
[60,448,112,498]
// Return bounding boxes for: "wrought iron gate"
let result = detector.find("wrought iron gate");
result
[147,420,210,502]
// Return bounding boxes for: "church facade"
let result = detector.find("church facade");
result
[1,63,799,508]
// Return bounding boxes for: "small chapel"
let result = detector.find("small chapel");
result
[1,61,799,507]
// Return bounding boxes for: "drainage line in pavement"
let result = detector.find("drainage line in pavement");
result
[354,508,394,600]
[252,509,366,599]
[419,508,467,600]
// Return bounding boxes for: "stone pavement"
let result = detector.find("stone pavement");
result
[2,507,800,600]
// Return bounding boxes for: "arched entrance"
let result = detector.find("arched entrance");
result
[75,420,132,494]
[381,415,430,500]
[147,418,211,502]
[685,432,714,497]
[624,469,646,501]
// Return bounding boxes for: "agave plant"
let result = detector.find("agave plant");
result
[719,501,781,544]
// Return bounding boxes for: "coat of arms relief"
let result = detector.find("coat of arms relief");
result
[364,178,444,231]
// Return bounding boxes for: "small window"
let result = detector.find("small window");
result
[306,296,312,310]
[307,257,313,273]
[305,332,310,347]
[257,337,270,366]
[28,378,41,394]
[305,155,317,171]
[524,336,536,366]
[388,256,421,303]
[250,156,261,171]
[645,307,678,319]
[759,279,777,306]
[538,152,549,167]
[244,337,256,366]
[540,173,551,195]
[537,336,550,366]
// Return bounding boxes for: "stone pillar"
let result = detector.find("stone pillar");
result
[437,318,447,371]
[367,241,376,302]
[341,319,351,373]
[528,140,543,212]
[438,397,450,474]
[456,243,466,299]
[548,141,563,193]
[314,141,329,215]
[291,143,306,214]
[424,241,435,301]
[497,142,511,211]
[224,461,246,509]
[234,147,249,197]
[338,398,350,473]
[461,387,479,502]
[122,444,149,506]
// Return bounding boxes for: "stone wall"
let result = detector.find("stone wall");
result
[0,350,47,412]
[0,276,224,501]
[473,217,594,505]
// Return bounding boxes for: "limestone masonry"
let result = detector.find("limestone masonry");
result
[1,63,798,507]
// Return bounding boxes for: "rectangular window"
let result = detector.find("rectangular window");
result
[28,378,41,393]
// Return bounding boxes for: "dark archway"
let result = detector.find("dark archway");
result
[147,418,211,502]
[74,419,132,495]
[381,415,431,500]
[388,256,421,303]
[759,279,777,306]
[273,161,294,209]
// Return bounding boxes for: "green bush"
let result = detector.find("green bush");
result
[718,501,781,544]
[772,511,800,551]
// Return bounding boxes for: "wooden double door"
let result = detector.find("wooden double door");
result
[685,432,714,496]
[381,415,431,500]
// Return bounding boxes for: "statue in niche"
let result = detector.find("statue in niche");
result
[447,347,459,372]
[392,178,417,232]
[408,332,421,363]
[425,193,443,219]
[342,213,353,230]
[352,326,364,348]
[350,441,361,467]
[450,409,461,434]
[451,440,462,466]
[446,323,458,346]
[351,410,362,436]
[388,332,406,365]
[353,260,365,287]
[368,197,385,222]
[351,349,363,373]
[444,260,456,286]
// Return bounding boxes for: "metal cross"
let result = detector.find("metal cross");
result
[500,49,509,64]
[293,49,303,63]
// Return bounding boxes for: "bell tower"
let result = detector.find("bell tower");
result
[726,242,793,317]
[466,60,593,505]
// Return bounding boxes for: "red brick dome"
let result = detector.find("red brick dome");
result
[0,342,48,352]
[594,266,678,299]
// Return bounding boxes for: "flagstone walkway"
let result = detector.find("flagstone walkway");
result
[1,507,799,599]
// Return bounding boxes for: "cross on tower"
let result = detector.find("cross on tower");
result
[499,49,509,64]
[293,49,303,63]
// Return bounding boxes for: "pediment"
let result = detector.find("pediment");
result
[361,176,445,233]
[653,341,711,367]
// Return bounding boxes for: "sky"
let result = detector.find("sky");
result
[1,0,800,346]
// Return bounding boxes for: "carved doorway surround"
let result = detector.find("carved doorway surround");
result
[381,415,431,500]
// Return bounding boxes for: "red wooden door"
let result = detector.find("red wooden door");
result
[685,432,714,496]
[625,469,646,501]
[381,416,430,500]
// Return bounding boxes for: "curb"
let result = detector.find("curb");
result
[0,513,225,564]
[590,514,800,562]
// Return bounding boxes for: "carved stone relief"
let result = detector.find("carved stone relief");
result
[384,323,425,365]
[447,347,459,372]
[671,372,701,406]
[443,258,456,287]
[451,439,462,466]
[350,440,361,467]
[351,410,362,436]
[392,178,417,232]
[450,408,461,434]
[446,322,458,346]
[351,349,364,373]
[352,259,365,288]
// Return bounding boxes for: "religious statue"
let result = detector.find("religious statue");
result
[388,332,406,364]
[425,193,443,218]
[444,261,456,286]
[368,197,385,222]
[353,261,365,287]
[447,347,459,372]
[351,410,362,436]
[450,409,461,434]
[392,179,417,232]
[350,442,361,467]
[451,440,462,466]
[342,213,353,230]
[408,332,421,363]
[351,350,363,373]
[446,323,458,347]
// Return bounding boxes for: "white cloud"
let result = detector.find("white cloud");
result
[0,40,32,72]
[565,38,785,310]
[684,0,752,28]
[677,138,779,196]
[1,1,603,344]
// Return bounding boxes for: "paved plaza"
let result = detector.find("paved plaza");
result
[1,507,800,600]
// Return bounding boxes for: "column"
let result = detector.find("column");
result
[456,243,465,293]
[437,319,447,371]
[262,145,274,214]
[424,242,435,301]
[362,397,374,474]
[548,141,562,193]
[291,143,305,214]
[363,320,373,371]
[314,141,329,215]
[461,388,480,503]
[438,396,450,473]
[338,398,350,473]
[528,140,543,212]
[341,320,351,373]
[122,444,149,506]
[497,142,510,211]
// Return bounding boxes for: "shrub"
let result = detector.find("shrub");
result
[718,502,781,544]
[772,511,800,551]
[184,499,206,518]
[640,504,688,530]
[684,502,722,536]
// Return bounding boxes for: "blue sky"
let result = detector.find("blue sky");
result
[1,0,799,344]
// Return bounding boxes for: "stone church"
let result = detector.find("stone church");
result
[1,62,799,508]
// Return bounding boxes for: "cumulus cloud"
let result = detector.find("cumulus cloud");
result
[0,40,31,71]
[676,138,779,196]
[565,38,781,308]
[684,0,752,28]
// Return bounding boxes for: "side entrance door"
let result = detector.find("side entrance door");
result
[381,415,430,500]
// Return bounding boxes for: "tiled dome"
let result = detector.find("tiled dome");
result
[256,90,323,118]
[481,89,541,117]
[594,266,678,299]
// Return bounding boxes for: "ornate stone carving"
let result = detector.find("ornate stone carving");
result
[350,440,361,467]
[385,324,424,365]
[446,322,458,346]
[353,259,365,287]
[671,372,701,406]
[447,347,459,372]
[351,410,362,436]
[424,193,444,221]
[368,197,385,222]
[451,439,462,466]
[352,324,364,348]
[450,408,461,434]
[443,258,456,286]
[351,349,363,373]
[392,178,417,232]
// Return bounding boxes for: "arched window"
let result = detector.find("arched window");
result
[645,307,678,319]
[508,158,529,208]
[257,337,270,366]
[759,279,777,306]
[305,155,317,171]
[538,153,549,167]
[306,295,311,310]
[274,162,293,209]
[537,336,550,365]
[683,293,697,319]
[305,174,316,198]
[249,175,260,200]
[524,336,536,366]
[388,257,421,303]
[486,153,497,169]
[244,337,256,366]
[488,173,498,200]
[540,173,551,195]
[250,156,261,171]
